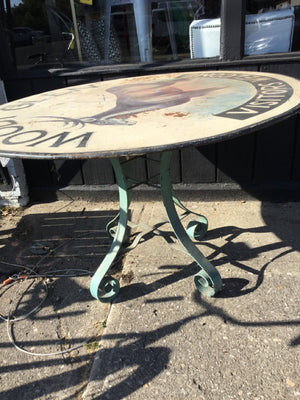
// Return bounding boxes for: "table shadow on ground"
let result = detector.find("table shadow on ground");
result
[86,293,300,400]
[0,208,123,278]
[116,202,300,302]
[0,207,124,400]
[86,203,300,399]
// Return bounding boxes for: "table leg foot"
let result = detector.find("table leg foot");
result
[160,151,222,297]
[90,158,129,302]
[96,276,120,303]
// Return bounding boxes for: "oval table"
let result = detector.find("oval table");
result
[0,70,299,301]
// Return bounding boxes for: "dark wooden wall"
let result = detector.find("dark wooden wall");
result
[3,56,300,199]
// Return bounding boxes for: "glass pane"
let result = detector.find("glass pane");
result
[153,0,221,59]
[246,1,298,54]
[8,0,300,70]
[11,0,79,68]
[190,0,298,59]
[9,0,204,68]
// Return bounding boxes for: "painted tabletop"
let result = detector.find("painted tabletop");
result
[0,70,299,159]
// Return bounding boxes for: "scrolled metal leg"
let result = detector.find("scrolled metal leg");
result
[106,212,120,239]
[172,195,208,240]
[160,151,222,297]
[90,158,129,302]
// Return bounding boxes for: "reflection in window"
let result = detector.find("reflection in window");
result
[190,0,298,59]
[10,0,201,68]
[7,0,300,69]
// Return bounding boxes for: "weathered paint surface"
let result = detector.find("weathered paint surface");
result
[0,71,299,159]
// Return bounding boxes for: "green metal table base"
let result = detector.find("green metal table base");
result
[90,157,128,302]
[90,151,222,302]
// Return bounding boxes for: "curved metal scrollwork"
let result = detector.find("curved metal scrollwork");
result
[90,158,129,302]
[90,152,222,301]
[160,151,222,297]
[173,195,208,240]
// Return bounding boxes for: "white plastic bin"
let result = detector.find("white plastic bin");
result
[190,7,295,58]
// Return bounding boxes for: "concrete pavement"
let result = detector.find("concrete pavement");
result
[0,196,299,399]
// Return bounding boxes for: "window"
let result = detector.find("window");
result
[2,0,300,71]
[191,0,299,59]
[9,0,203,68]
[246,0,300,53]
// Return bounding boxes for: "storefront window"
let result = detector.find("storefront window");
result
[190,0,299,59]
[5,0,300,70]
[9,0,202,68]
[246,0,300,53]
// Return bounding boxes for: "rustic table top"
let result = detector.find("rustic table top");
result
[0,70,299,159]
